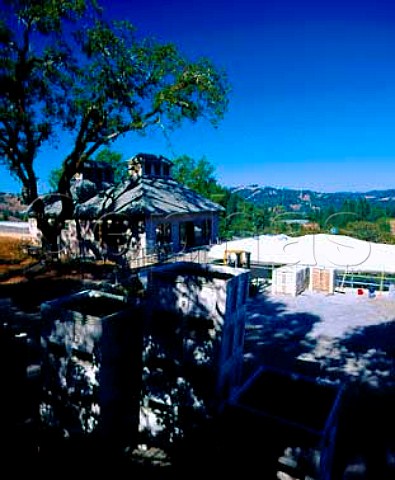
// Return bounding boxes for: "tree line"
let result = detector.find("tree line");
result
[171,155,395,244]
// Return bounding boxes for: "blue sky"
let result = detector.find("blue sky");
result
[2,0,395,194]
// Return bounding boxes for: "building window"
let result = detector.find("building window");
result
[101,216,130,256]
[202,219,212,244]
[154,162,161,176]
[194,224,203,246]
[163,164,170,177]
[155,222,172,248]
[179,221,195,249]
[145,161,152,175]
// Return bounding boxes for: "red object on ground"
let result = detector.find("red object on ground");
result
[357,288,364,295]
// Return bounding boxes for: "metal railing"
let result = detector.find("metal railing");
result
[104,245,212,271]
[335,270,395,293]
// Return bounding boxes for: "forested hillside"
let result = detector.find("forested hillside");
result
[230,185,395,215]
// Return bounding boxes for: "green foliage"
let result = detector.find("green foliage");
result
[172,155,218,197]
[172,154,270,240]
[0,1,96,202]
[219,188,395,244]
[316,198,391,231]
[342,220,395,244]
[95,148,125,183]
[48,167,63,192]
[0,1,229,205]
[221,191,270,240]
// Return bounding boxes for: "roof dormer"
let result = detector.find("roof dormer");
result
[127,153,173,180]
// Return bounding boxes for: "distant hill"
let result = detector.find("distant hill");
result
[2,187,395,222]
[230,185,395,215]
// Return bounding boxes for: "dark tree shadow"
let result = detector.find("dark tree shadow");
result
[340,319,395,359]
[243,291,322,378]
[310,320,395,479]
[218,292,346,478]
[331,380,395,480]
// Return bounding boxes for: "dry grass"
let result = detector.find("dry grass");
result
[0,234,38,279]
[0,233,118,290]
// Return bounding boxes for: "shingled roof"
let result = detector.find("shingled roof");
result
[75,176,224,219]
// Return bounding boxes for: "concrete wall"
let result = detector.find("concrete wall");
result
[40,290,144,452]
[140,262,250,445]
[39,262,249,453]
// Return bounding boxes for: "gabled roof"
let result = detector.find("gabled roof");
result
[75,176,224,219]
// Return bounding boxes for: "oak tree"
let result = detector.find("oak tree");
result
[0,0,229,245]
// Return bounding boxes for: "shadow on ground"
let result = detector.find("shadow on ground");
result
[3,270,395,479]
[243,291,321,378]
[340,319,395,357]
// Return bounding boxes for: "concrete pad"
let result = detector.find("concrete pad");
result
[244,290,395,386]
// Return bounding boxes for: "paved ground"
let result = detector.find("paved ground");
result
[244,289,395,386]
[263,290,395,339]
[242,289,395,479]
